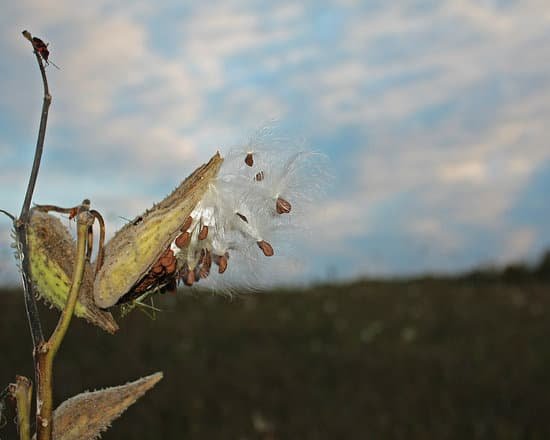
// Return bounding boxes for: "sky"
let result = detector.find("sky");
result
[0,0,549,285]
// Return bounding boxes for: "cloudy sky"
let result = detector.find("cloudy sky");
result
[1,0,549,285]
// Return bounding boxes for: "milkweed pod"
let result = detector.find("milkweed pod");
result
[27,209,119,333]
[94,152,224,308]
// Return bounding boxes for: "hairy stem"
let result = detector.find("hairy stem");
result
[36,211,92,440]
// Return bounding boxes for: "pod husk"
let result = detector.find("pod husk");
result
[28,209,119,333]
[32,372,163,440]
[94,152,223,308]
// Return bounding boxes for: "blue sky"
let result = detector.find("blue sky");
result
[1,0,549,285]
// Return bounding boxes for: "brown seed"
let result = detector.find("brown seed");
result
[200,265,210,279]
[198,225,208,240]
[159,256,174,267]
[181,215,193,232]
[185,269,196,286]
[199,250,211,278]
[159,250,175,267]
[165,260,177,275]
[276,197,292,214]
[245,152,254,167]
[203,249,212,269]
[151,264,164,275]
[175,232,191,248]
[215,254,228,274]
[255,171,264,181]
[257,240,274,257]
[179,265,189,281]
[236,212,248,223]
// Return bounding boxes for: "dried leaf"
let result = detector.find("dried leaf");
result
[40,372,163,440]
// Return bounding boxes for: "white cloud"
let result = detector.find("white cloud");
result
[1,0,549,281]
[438,160,486,184]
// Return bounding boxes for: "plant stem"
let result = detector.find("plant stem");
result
[11,376,33,440]
[18,29,53,350]
[36,210,92,440]
[20,31,51,221]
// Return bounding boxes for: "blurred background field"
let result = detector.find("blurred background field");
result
[1,255,549,439]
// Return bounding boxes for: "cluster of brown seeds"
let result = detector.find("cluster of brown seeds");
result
[132,248,177,295]
[128,212,232,298]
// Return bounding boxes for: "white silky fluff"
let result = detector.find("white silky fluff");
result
[177,131,328,292]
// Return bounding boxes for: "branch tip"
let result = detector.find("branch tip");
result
[0,209,15,222]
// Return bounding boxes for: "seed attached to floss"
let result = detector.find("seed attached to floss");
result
[236,212,248,223]
[151,264,164,275]
[165,260,177,275]
[245,152,254,167]
[215,254,228,274]
[185,268,196,286]
[198,225,209,240]
[159,249,175,267]
[179,264,188,281]
[257,240,274,257]
[175,231,191,248]
[200,250,212,278]
[276,197,292,214]
[181,216,193,232]
[255,171,264,181]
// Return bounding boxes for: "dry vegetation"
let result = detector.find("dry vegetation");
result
[1,274,549,439]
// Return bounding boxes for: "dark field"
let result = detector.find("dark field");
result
[1,279,549,439]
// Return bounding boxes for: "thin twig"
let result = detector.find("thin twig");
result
[36,208,92,440]
[90,209,106,274]
[20,31,51,221]
[17,29,52,349]
[0,209,15,221]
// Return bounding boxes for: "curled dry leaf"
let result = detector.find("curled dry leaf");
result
[33,372,163,440]
[27,209,118,333]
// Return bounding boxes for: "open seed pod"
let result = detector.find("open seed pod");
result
[94,153,224,308]
[95,139,325,309]
[27,209,119,333]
